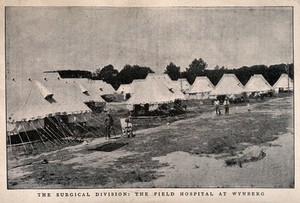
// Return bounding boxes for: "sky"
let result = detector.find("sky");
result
[6,7,293,79]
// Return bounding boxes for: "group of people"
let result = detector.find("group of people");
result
[214,97,230,116]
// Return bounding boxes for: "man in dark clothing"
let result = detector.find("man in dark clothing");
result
[224,97,230,115]
[104,113,114,139]
[214,99,221,116]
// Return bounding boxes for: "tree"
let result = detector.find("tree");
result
[92,64,119,89]
[214,65,220,70]
[184,58,208,84]
[164,62,180,80]
[187,58,207,75]
[118,64,154,84]
[205,68,227,86]
[57,70,92,78]
[265,64,289,86]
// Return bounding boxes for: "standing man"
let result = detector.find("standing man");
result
[224,97,230,115]
[125,116,133,138]
[104,113,114,139]
[214,99,221,116]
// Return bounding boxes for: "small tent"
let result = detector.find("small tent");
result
[58,78,106,111]
[126,74,185,111]
[117,79,146,100]
[244,74,272,93]
[209,74,244,96]
[173,78,191,93]
[186,76,214,99]
[273,74,293,92]
[147,74,186,100]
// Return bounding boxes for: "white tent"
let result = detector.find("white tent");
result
[127,76,175,105]
[89,79,116,95]
[130,79,145,93]
[49,78,106,103]
[147,74,186,100]
[117,79,145,100]
[186,76,214,99]
[117,84,132,94]
[244,74,272,93]
[126,74,185,110]
[209,74,244,96]
[7,77,92,135]
[273,74,293,92]
[173,78,191,92]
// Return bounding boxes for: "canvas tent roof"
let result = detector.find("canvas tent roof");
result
[147,74,186,100]
[209,74,244,95]
[173,78,191,92]
[88,80,116,95]
[7,77,91,123]
[130,79,145,93]
[186,76,214,94]
[117,84,132,94]
[117,79,146,95]
[148,74,175,87]
[126,75,184,105]
[273,74,293,89]
[244,74,272,92]
[38,77,103,104]
[60,78,106,103]
[42,72,105,102]
[42,71,115,95]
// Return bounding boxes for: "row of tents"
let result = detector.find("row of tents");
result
[6,71,293,148]
[7,72,115,147]
[118,73,293,102]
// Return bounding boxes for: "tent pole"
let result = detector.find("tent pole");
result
[30,122,50,149]
[85,119,106,137]
[89,116,108,136]
[43,127,61,145]
[21,123,35,151]
[75,121,98,138]
[54,117,73,143]
[61,123,77,142]
[84,119,99,131]
[17,132,28,154]
[54,117,76,143]
[38,123,60,146]
[55,116,74,141]
[90,116,105,127]
[48,117,69,143]
[45,126,66,145]
[49,119,70,144]
[51,117,69,139]
[54,116,72,134]
[90,114,103,123]
[34,128,50,150]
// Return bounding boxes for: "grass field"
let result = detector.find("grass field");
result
[7,94,293,188]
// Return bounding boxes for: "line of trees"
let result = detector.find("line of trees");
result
[91,64,154,89]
